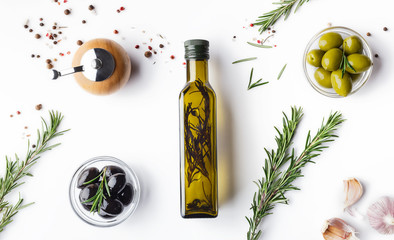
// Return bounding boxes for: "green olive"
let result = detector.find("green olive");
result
[343,36,362,55]
[307,49,325,67]
[314,67,332,88]
[319,32,343,51]
[322,48,342,71]
[331,70,352,97]
[346,54,372,74]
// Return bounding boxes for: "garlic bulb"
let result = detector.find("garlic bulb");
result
[343,178,363,210]
[367,196,394,234]
[321,218,359,240]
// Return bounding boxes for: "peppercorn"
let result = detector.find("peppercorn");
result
[77,40,83,46]
[272,30,276,33]
[82,20,86,24]
[233,36,236,39]
[170,55,175,59]
[54,0,58,2]
[24,24,29,29]
[116,9,120,13]
[40,23,44,27]
[88,5,95,10]
[37,55,40,58]
[53,41,57,45]
[52,26,57,30]
[375,54,379,58]
[58,31,62,34]
[39,18,43,21]
[10,115,13,118]
[31,54,35,58]
[35,104,42,110]
[53,33,57,38]
[135,45,140,49]
[384,27,388,31]
[46,59,52,64]
[159,44,164,48]
[32,144,36,148]
[148,46,152,50]
[367,32,371,36]
[17,111,21,115]
[35,34,41,39]
[120,6,125,11]
[153,51,157,54]
[47,63,54,69]
[64,9,71,15]
[114,29,119,34]
[29,29,33,32]
[144,51,152,58]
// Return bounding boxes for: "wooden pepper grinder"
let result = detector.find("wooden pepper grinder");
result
[52,38,131,95]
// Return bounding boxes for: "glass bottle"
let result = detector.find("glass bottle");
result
[179,39,218,218]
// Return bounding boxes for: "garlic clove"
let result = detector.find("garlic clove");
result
[367,196,394,235]
[344,178,363,210]
[322,218,359,240]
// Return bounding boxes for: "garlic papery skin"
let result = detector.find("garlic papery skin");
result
[367,196,394,234]
[321,218,359,240]
[344,178,363,210]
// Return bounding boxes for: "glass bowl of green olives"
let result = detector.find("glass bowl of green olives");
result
[303,26,373,97]
[69,156,140,227]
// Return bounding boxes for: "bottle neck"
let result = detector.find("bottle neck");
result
[186,59,208,83]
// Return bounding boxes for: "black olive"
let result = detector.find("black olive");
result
[118,183,133,206]
[107,173,126,194]
[100,198,124,216]
[102,165,125,178]
[98,210,116,219]
[77,167,100,188]
[82,203,93,211]
[79,183,99,206]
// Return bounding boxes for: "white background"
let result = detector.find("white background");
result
[0,0,393,239]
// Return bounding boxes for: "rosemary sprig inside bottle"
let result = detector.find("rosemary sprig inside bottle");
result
[254,0,311,34]
[0,111,68,233]
[246,106,344,240]
[82,168,111,213]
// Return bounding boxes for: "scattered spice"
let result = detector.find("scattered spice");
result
[367,32,371,36]
[148,46,152,50]
[24,126,28,129]
[47,63,54,69]
[64,9,71,15]
[53,41,58,45]
[114,29,119,34]
[52,26,57,30]
[120,6,125,11]
[375,54,379,58]
[29,29,33,32]
[116,9,120,13]
[144,51,152,58]
[17,111,21,115]
[37,55,40,58]
[170,55,175,59]
[53,34,58,38]
[58,31,62,34]
[54,58,57,62]
[250,23,254,27]
[67,51,71,55]
[46,59,52,64]
[39,18,43,21]
[233,36,236,39]
[35,104,42,110]
[31,54,35,58]
[88,5,95,10]
[77,40,83,46]
[135,45,140,49]
[272,30,276,33]
[82,20,86,24]
[24,24,29,29]
[26,134,31,138]
[59,53,64,56]
[153,50,157,54]
[159,44,164,48]
[40,23,44,27]
[32,144,36,148]
[383,27,388,31]
[10,115,13,118]
[35,34,41,39]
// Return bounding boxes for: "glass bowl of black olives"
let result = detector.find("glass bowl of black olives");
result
[69,156,140,227]
[303,26,373,98]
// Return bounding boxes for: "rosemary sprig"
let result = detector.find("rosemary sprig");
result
[339,47,356,77]
[233,57,258,64]
[246,106,344,240]
[247,42,272,49]
[248,68,269,90]
[254,0,311,34]
[82,168,111,213]
[277,64,287,80]
[0,111,68,232]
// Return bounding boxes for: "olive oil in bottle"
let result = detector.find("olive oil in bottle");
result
[179,39,218,218]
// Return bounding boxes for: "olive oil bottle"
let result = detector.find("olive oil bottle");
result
[179,39,218,218]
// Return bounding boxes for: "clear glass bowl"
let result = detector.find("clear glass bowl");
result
[303,26,373,98]
[69,156,140,227]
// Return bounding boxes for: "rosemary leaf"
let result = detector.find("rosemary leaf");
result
[247,42,272,48]
[254,0,312,34]
[0,111,68,233]
[277,64,287,80]
[246,107,344,240]
[232,57,258,64]
[248,68,269,90]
